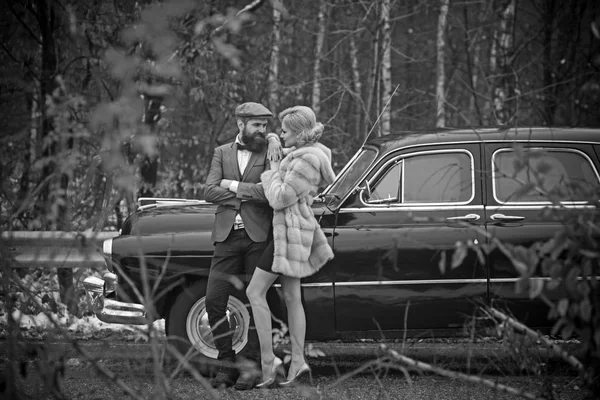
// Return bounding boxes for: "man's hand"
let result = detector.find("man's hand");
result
[220,179,233,189]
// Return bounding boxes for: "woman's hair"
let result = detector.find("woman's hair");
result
[278,106,324,146]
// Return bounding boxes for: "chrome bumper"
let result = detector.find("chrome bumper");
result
[83,275,148,325]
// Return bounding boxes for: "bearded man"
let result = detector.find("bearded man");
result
[203,102,279,390]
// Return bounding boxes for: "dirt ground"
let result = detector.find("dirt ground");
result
[10,366,585,400]
[1,339,587,400]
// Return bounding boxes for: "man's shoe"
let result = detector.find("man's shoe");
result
[234,358,260,390]
[234,371,258,391]
[211,365,238,389]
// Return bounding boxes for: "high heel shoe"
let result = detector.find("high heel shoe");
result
[278,362,311,387]
[256,357,283,389]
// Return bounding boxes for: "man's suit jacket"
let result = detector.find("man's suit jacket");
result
[204,141,273,243]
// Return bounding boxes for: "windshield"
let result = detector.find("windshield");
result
[323,147,378,207]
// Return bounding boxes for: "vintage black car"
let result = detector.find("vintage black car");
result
[84,126,600,362]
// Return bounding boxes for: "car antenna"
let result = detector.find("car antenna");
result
[360,84,400,148]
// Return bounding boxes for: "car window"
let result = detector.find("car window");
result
[493,148,599,203]
[326,147,377,207]
[369,162,401,203]
[364,151,473,205]
[404,152,472,203]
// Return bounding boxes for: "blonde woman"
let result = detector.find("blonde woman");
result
[246,106,335,388]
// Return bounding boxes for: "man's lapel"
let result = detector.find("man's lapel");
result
[242,150,264,181]
[229,144,242,180]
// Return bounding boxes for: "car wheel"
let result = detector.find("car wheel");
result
[165,280,250,375]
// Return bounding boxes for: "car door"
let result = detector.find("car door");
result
[299,206,338,340]
[483,141,600,329]
[332,143,488,337]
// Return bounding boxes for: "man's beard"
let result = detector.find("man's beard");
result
[241,127,267,152]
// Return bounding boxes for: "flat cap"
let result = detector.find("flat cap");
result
[235,102,273,119]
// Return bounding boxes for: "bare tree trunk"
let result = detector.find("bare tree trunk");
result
[35,0,76,312]
[365,4,381,138]
[490,0,517,125]
[37,0,58,228]
[380,0,392,135]
[463,6,477,125]
[375,64,381,136]
[464,1,489,126]
[29,87,39,166]
[268,3,282,115]
[486,24,497,125]
[15,87,38,223]
[312,0,328,115]
[542,0,557,125]
[138,94,162,199]
[436,0,450,128]
[469,40,482,125]
[349,33,363,140]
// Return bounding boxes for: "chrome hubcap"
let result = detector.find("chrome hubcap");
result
[185,295,249,359]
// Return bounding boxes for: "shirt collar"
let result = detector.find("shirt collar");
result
[235,134,251,152]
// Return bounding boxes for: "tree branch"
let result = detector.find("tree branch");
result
[7,1,42,45]
[488,307,584,372]
[213,0,266,35]
[61,55,91,75]
[380,344,546,400]
[510,26,545,65]
[9,172,56,222]
[1,43,40,81]
[10,274,146,400]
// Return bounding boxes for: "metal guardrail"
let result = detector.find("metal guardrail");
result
[1,231,119,269]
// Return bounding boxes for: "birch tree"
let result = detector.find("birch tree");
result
[490,0,517,125]
[311,0,328,115]
[436,0,450,127]
[268,0,282,114]
[364,9,380,138]
[542,0,556,125]
[349,32,363,139]
[3,0,599,234]
[379,0,392,135]
[463,1,491,125]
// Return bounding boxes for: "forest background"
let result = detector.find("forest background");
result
[2,0,600,234]
[1,1,600,398]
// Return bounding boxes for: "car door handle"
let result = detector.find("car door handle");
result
[490,213,525,222]
[446,213,480,222]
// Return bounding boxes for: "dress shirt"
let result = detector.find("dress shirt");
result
[232,134,251,227]
[230,135,251,193]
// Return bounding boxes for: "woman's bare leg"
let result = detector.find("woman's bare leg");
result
[246,268,279,380]
[279,275,307,379]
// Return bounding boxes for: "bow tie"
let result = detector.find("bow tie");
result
[237,143,250,152]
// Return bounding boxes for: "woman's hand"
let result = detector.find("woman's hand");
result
[220,179,232,189]
[270,160,281,171]
[266,133,283,162]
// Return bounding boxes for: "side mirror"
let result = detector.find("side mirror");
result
[356,180,372,199]
[313,194,325,203]
[314,192,340,205]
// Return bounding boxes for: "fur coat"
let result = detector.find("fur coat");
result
[260,143,336,278]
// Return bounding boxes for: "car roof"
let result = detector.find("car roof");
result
[365,126,600,153]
